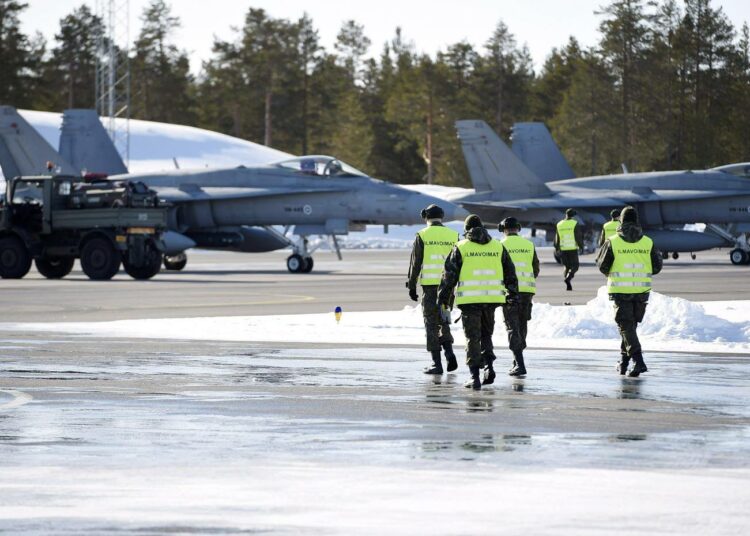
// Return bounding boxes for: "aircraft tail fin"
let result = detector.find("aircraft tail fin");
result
[60,109,128,175]
[0,106,75,178]
[510,122,576,181]
[455,120,551,198]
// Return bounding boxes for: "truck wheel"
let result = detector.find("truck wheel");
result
[123,250,162,280]
[0,236,32,279]
[35,257,75,279]
[163,253,187,271]
[80,237,121,280]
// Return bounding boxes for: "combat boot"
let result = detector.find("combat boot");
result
[423,350,443,375]
[482,360,496,385]
[464,366,481,390]
[508,351,527,377]
[443,342,458,372]
[628,353,648,377]
[617,354,630,375]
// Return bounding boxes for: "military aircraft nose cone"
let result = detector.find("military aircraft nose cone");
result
[407,192,467,223]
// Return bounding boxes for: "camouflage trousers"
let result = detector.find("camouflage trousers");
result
[458,304,498,368]
[560,250,579,280]
[421,285,454,353]
[502,293,534,354]
[612,294,648,357]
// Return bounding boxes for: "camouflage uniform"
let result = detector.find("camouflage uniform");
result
[554,218,584,282]
[502,293,534,354]
[597,220,663,371]
[438,226,518,369]
[407,225,454,353]
[420,285,453,352]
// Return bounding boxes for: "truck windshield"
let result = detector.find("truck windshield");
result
[12,180,44,205]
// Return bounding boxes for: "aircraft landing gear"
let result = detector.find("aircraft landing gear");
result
[672,252,679,260]
[286,254,314,273]
[730,248,750,265]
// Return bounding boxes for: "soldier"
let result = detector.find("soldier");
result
[499,217,540,377]
[438,215,518,390]
[598,209,621,247]
[554,208,584,291]
[407,204,460,374]
[596,206,663,377]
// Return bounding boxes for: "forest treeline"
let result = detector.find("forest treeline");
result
[1,0,749,186]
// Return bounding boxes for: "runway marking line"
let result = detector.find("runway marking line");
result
[0,390,33,411]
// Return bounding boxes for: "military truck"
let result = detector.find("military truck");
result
[0,175,167,280]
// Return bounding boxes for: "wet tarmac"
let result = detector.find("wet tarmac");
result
[1,334,748,534]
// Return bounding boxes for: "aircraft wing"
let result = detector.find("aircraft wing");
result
[460,189,750,211]
[154,185,350,203]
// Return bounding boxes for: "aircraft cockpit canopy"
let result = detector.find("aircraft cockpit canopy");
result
[276,156,367,178]
[713,163,750,178]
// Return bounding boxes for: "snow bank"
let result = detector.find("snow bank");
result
[531,286,750,344]
[2,288,748,353]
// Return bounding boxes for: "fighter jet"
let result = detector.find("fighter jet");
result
[452,120,750,265]
[0,106,466,272]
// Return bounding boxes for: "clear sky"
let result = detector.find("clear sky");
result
[20,0,750,73]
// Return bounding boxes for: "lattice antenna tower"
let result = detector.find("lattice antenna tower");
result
[94,0,130,166]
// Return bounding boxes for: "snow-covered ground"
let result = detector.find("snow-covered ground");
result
[3,287,748,354]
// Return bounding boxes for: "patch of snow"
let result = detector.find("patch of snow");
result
[0,464,747,535]
[2,289,748,353]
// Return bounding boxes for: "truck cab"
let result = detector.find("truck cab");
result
[0,175,168,280]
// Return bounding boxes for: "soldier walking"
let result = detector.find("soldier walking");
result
[438,215,518,390]
[598,209,621,247]
[554,208,583,291]
[596,206,663,377]
[407,204,460,374]
[499,217,540,377]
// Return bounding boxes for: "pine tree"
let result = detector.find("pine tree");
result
[131,0,193,124]
[532,37,582,122]
[0,0,44,108]
[552,50,620,176]
[597,0,650,169]
[45,5,104,110]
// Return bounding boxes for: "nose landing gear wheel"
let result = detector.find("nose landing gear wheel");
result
[301,257,314,273]
[287,254,304,273]
[730,248,749,265]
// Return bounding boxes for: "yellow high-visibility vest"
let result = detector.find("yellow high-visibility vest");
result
[455,239,506,305]
[607,235,653,294]
[603,220,619,241]
[502,234,536,294]
[417,225,459,286]
[556,219,578,251]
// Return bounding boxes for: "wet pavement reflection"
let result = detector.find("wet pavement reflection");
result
[0,335,749,473]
